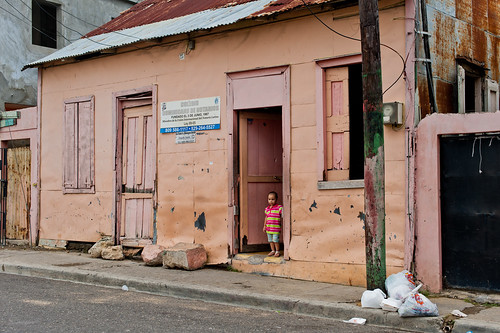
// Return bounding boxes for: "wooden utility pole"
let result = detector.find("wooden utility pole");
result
[358,0,386,289]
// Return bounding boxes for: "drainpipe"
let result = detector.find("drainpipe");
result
[420,0,438,113]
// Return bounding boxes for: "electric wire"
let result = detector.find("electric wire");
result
[2,0,64,43]
[299,0,406,95]
[30,0,117,47]
[57,4,143,41]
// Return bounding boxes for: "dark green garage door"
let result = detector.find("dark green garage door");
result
[440,134,500,291]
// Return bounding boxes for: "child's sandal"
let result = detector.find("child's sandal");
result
[268,251,275,256]
[274,252,280,257]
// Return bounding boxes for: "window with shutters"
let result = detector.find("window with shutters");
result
[63,96,95,194]
[316,55,364,189]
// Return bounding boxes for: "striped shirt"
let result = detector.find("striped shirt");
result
[265,204,283,234]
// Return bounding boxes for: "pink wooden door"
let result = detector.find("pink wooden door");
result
[325,67,350,180]
[120,103,155,244]
[239,111,282,252]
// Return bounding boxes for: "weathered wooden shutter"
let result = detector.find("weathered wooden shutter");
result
[325,67,350,181]
[77,100,94,189]
[63,96,94,193]
[64,102,77,189]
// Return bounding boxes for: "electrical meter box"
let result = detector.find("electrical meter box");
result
[383,102,403,125]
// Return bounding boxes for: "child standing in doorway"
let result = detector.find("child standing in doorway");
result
[263,191,283,257]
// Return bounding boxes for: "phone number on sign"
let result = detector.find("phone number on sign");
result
[161,124,220,133]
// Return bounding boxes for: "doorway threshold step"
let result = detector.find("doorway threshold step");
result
[233,253,285,265]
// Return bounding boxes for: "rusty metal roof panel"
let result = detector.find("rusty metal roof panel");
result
[26,0,275,68]
[86,0,258,37]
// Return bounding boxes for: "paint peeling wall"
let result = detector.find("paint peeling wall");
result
[416,0,499,117]
[38,0,407,283]
[412,0,499,292]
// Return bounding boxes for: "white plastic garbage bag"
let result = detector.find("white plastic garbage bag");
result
[385,270,416,300]
[361,288,386,308]
[398,292,439,317]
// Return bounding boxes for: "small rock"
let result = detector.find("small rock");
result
[101,245,125,260]
[162,243,207,270]
[141,244,166,266]
[122,285,129,291]
[88,236,114,258]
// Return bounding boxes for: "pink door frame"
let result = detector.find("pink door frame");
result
[112,85,158,244]
[226,66,291,259]
[415,112,500,292]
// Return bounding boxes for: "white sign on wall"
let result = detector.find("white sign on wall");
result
[175,132,196,144]
[160,96,221,133]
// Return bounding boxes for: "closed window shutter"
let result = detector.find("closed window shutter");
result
[485,79,499,113]
[77,100,94,189]
[325,67,350,181]
[64,102,77,189]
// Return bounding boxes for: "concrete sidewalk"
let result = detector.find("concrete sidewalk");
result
[0,248,498,333]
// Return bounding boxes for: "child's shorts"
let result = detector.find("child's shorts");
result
[267,233,279,243]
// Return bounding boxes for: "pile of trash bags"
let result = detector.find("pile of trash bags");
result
[361,270,439,317]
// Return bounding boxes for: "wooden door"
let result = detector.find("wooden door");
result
[325,66,350,180]
[239,111,282,252]
[6,146,31,241]
[120,102,155,245]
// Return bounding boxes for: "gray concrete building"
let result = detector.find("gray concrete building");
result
[0,0,141,111]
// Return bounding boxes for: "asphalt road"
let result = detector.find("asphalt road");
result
[0,273,418,332]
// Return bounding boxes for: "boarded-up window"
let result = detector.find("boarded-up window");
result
[63,96,95,193]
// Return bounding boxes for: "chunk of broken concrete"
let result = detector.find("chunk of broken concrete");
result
[123,247,142,259]
[162,243,207,270]
[141,244,166,266]
[88,236,114,258]
[101,245,125,260]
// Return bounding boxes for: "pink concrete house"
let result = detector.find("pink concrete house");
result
[24,0,500,291]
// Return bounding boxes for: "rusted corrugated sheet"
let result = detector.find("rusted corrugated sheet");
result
[86,0,334,37]
[86,0,256,37]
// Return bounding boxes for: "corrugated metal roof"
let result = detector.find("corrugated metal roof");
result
[25,0,335,69]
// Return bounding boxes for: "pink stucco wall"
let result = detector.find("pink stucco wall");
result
[38,1,407,285]
[415,111,500,292]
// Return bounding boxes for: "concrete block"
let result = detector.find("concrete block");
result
[141,244,166,266]
[162,243,207,271]
[38,239,68,249]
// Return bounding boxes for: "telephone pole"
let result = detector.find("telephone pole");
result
[358,0,386,289]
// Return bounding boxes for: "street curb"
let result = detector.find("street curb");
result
[452,319,500,333]
[1,263,444,332]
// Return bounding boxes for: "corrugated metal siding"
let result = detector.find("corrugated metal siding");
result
[26,0,339,68]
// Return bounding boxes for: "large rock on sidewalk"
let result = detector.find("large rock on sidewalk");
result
[162,243,207,270]
[101,245,125,260]
[141,244,166,266]
[88,236,114,258]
